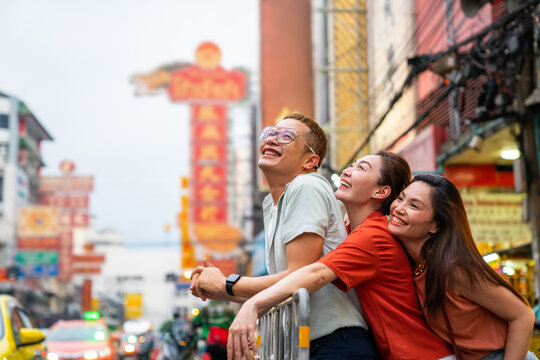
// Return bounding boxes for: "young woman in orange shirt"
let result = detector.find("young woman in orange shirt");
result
[389,174,536,360]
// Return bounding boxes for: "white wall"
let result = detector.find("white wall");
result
[86,247,204,331]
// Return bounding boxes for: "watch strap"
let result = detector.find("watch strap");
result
[225,274,241,296]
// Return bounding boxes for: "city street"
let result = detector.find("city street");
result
[1,0,540,359]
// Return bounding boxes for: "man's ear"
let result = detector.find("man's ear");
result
[303,154,320,170]
[372,185,391,200]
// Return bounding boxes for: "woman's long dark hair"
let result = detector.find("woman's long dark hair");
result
[412,174,527,317]
[376,151,411,215]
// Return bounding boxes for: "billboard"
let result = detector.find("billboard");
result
[124,293,143,320]
[38,176,94,193]
[17,206,59,238]
[38,164,94,282]
[168,42,247,102]
[41,195,89,209]
[17,237,60,250]
[18,264,58,278]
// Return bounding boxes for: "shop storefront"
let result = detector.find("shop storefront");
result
[440,121,535,305]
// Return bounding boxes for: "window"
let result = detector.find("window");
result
[16,308,33,328]
[0,114,8,129]
[8,303,23,343]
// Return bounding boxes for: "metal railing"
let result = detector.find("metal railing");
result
[255,288,310,360]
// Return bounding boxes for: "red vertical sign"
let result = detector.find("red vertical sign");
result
[191,104,229,226]
[165,43,246,259]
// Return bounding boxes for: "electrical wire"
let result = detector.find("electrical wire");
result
[342,0,539,170]
[384,84,453,150]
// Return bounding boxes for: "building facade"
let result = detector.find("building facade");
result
[0,92,53,267]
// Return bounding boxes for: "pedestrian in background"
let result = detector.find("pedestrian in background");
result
[191,113,377,359]
[193,300,235,360]
[227,152,455,360]
[388,174,536,360]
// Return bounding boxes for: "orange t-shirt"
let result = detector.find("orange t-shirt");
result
[319,212,452,360]
[414,271,508,360]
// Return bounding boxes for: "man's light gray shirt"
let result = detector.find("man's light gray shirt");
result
[263,173,367,340]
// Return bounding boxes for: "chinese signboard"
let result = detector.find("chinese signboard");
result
[462,193,531,254]
[132,42,247,268]
[166,43,245,257]
[17,206,59,238]
[168,42,247,102]
[38,161,94,282]
[38,176,94,192]
[16,206,60,278]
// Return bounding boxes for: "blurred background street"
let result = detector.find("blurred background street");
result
[1,0,540,359]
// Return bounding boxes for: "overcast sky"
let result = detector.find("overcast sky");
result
[0,0,259,245]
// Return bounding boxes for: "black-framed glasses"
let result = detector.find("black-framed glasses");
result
[259,126,316,155]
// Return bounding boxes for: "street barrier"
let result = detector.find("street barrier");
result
[255,288,310,360]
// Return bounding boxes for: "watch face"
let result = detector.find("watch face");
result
[227,273,241,283]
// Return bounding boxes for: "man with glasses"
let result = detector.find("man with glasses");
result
[190,113,376,359]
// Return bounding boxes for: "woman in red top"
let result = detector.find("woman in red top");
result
[389,174,535,360]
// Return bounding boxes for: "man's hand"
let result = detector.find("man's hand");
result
[190,260,214,301]
[196,266,227,300]
[227,300,258,360]
[189,268,209,301]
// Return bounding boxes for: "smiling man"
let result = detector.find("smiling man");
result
[190,113,377,359]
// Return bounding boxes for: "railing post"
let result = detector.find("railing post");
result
[255,288,310,359]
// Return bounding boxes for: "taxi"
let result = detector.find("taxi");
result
[46,319,116,360]
[0,294,47,359]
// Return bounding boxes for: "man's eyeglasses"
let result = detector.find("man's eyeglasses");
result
[259,126,316,155]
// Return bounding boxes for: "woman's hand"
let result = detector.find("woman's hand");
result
[227,300,259,360]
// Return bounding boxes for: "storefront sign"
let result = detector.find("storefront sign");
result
[124,293,143,319]
[41,195,89,209]
[18,264,58,278]
[17,206,59,238]
[462,193,531,254]
[16,251,58,265]
[444,165,514,187]
[59,212,89,228]
[17,237,60,250]
[38,176,94,193]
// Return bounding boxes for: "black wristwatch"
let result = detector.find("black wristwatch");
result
[225,274,241,296]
